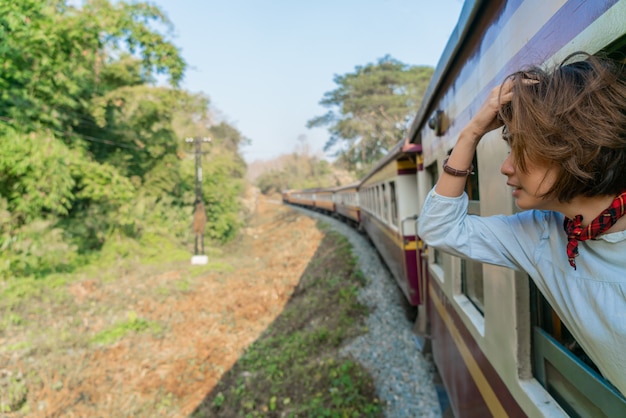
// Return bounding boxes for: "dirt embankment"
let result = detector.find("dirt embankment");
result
[1,195,325,417]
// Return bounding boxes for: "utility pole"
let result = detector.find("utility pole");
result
[185,136,211,265]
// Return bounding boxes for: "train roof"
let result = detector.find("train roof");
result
[333,181,360,192]
[407,0,482,144]
[291,187,331,193]
[285,183,349,195]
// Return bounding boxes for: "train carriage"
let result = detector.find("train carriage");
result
[286,189,317,208]
[281,189,292,204]
[333,182,361,225]
[313,189,335,213]
[359,140,425,307]
[409,1,626,417]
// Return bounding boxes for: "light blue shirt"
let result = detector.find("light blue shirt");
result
[418,189,626,396]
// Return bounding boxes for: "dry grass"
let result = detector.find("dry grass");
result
[1,196,326,417]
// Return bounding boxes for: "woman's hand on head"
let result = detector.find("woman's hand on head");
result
[465,79,514,139]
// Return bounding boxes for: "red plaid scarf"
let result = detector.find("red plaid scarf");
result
[563,191,626,269]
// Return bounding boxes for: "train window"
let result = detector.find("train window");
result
[378,185,383,218]
[390,181,398,226]
[605,34,626,63]
[530,280,626,417]
[466,151,480,201]
[372,188,375,211]
[461,152,484,312]
[375,185,381,217]
[381,183,388,223]
[530,41,626,409]
[426,162,441,265]
[461,260,484,313]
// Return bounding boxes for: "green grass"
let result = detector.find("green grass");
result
[91,311,161,345]
[0,229,228,314]
[191,229,383,418]
[0,371,28,414]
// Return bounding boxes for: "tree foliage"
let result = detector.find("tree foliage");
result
[307,55,433,174]
[0,0,247,279]
[0,0,185,132]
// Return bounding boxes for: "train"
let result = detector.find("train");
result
[283,1,626,417]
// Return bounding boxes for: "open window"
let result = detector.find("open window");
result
[461,152,484,313]
[528,42,626,417]
[390,181,398,226]
[530,280,626,417]
[426,161,441,265]
[381,183,388,224]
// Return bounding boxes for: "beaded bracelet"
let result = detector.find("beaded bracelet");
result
[443,157,475,176]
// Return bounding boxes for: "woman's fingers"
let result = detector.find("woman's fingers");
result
[466,79,521,138]
[500,91,514,103]
[467,84,509,136]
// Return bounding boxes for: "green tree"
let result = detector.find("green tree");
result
[307,56,433,174]
[0,0,187,254]
[0,0,185,133]
[209,122,251,153]
[0,0,248,278]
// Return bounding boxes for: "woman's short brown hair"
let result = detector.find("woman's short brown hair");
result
[499,52,626,202]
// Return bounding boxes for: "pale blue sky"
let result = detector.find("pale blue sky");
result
[154,0,464,162]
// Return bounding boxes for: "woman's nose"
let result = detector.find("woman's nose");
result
[501,153,514,176]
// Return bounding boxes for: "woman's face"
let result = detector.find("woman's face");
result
[500,149,559,211]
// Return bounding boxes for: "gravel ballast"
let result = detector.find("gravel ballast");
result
[292,206,443,418]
